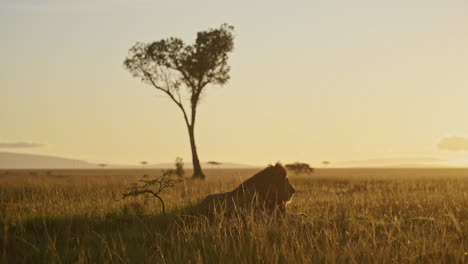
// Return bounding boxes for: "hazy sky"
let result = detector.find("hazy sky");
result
[2,0,468,166]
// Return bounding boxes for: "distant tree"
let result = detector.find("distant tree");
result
[285,162,315,175]
[207,161,222,167]
[141,161,148,169]
[124,24,235,180]
[175,157,185,177]
[322,161,330,166]
[98,163,107,168]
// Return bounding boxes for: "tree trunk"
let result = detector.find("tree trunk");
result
[188,125,205,179]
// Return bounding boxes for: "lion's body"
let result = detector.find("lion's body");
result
[200,163,296,215]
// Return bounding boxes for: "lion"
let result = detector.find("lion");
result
[200,163,297,216]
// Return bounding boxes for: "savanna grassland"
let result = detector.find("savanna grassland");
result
[1,168,467,263]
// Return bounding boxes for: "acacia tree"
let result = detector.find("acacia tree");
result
[124,24,234,179]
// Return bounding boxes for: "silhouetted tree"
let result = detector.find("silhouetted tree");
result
[285,162,315,175]
[140,161,148,169]
[207,161,222,167]
[124,24,235,179]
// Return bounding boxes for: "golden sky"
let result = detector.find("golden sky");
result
[1,0,468,166]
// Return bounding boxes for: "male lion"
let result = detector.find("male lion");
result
[200,163,296,215]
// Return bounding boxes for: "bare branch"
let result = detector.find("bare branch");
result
[121,170,182,214]
[142,70,191,126]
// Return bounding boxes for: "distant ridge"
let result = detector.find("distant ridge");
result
[145,162,258,169]
[332,157,449,168]
[0,152,96,169]
[3,152,458,170]
[0,152,257,169]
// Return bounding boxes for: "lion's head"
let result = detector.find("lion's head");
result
[232,162,296,213]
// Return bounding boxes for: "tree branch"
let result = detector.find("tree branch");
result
[169,63,196,91]
[121,170,181,215]
[142,70,191,127]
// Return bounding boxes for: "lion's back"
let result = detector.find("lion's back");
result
[199,192,233,212]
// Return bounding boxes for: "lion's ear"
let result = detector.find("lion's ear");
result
[274,162,287,177]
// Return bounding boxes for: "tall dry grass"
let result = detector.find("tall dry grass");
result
[0,168,467,263]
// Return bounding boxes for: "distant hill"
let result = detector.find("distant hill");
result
[146,162,257,169]
[0,152,97,169]
[332,157,448,168]
[0,152,257,169]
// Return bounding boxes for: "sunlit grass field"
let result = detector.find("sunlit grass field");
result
[1,168,467,263]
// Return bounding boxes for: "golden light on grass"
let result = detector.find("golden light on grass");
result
[1,168,467,262]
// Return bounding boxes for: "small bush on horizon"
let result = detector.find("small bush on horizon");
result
[175,157,185,178]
